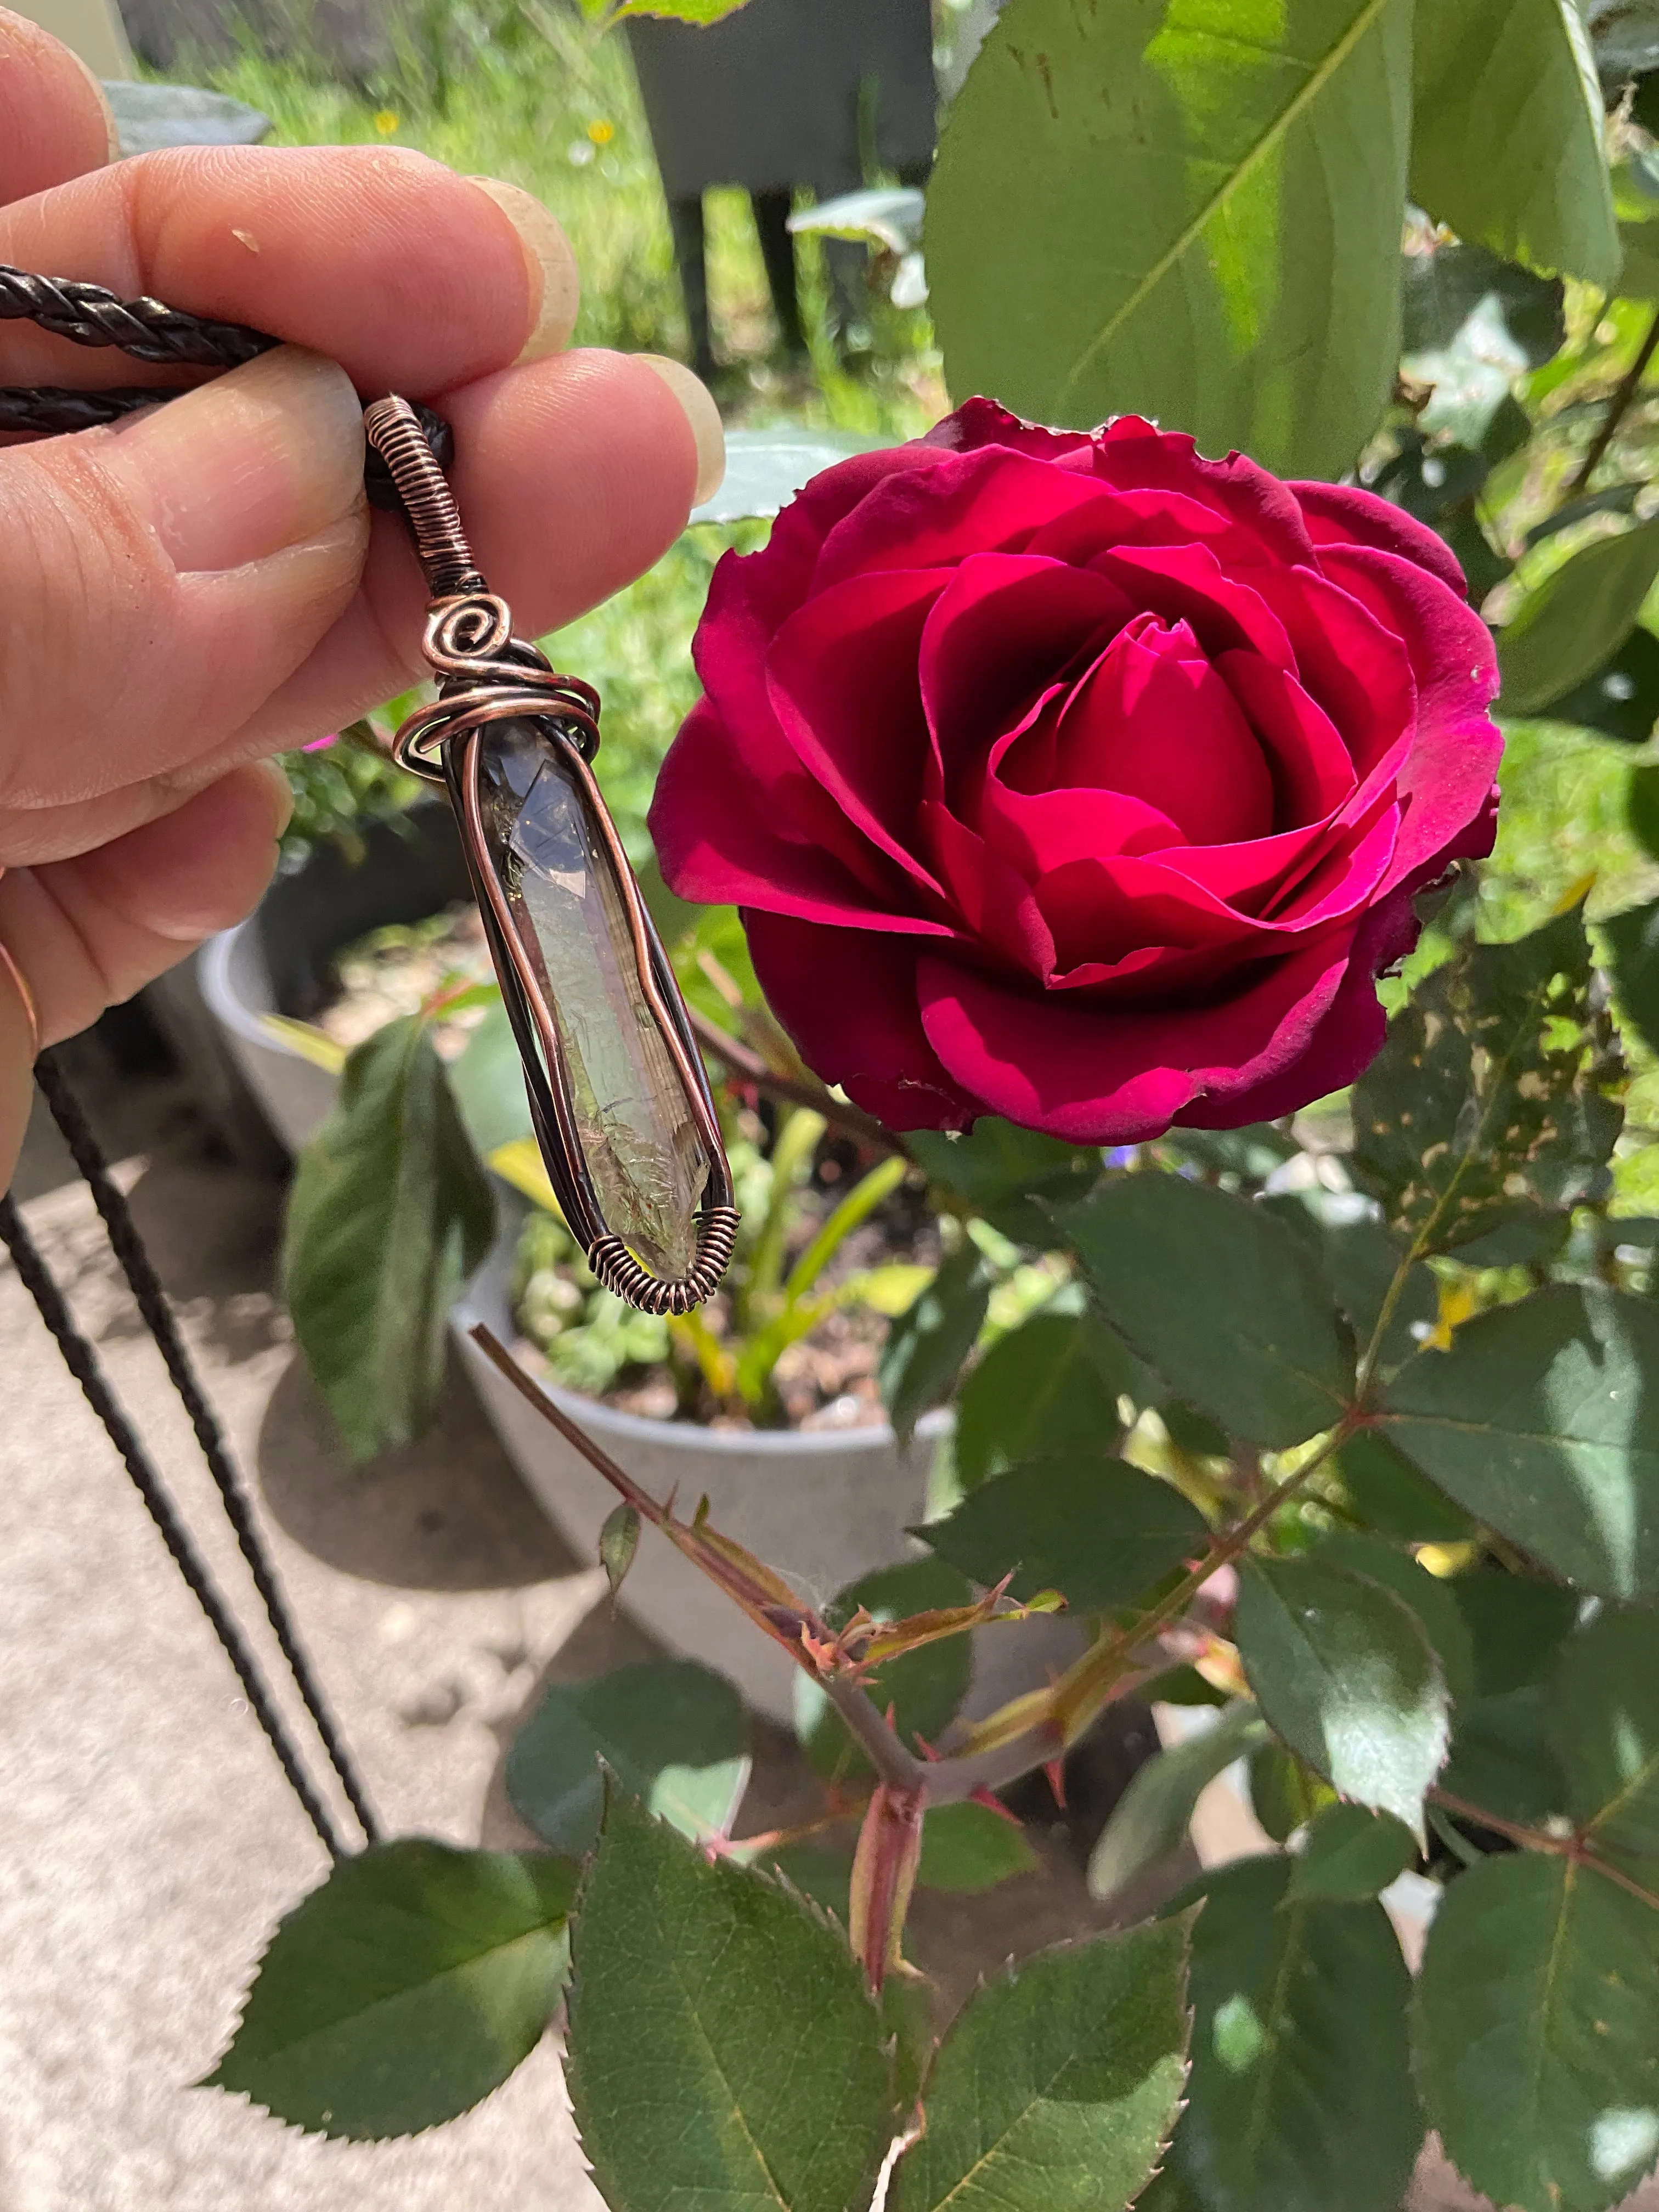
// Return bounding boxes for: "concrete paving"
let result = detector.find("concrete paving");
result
[1,1034,1652,2212]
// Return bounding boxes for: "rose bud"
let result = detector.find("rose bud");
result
[650,402,1502,1142]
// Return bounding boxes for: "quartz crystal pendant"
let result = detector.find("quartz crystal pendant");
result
[473,718,713,1279]
[363,391,736,1314]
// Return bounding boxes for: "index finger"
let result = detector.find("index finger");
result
[0,141,570,398]
[0,8,117,204]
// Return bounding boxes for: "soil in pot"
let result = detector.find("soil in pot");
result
[509,1106,953,1434]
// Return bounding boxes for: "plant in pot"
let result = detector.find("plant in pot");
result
[208,3,1659,2210]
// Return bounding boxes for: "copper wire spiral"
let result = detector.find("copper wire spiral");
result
[589,1208,742,1316]
[390,593,602,777]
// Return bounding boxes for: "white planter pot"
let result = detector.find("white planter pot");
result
[452,1224,952,1720]
[194,802,472,1154]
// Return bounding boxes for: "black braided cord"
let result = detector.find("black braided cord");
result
[0,1189,348,1859]
[33,1052,380,1846]
[0,260,453,507]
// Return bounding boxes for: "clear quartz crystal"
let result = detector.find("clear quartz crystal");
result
[475,719,710,1277]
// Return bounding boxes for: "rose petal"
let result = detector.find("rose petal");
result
[921,397,1099,463]
[1293,479,1471,600]
[1311,544,1503,889]
[1241,562,1419,781]
[766,567,952,898]
[977,780,1188,876]
[1088,541,1297,670]
[1175,890,1419,1128]
[1094,418,1318,568]
[1020,483,1254,569]
[813,444,1110,593]
[919,798,1058,978]
[743,909,981,1130]
[1214,652,1358,826]
[917,552,1136,774]
[1047,618,1276,845]
[650,697,955,934]
[917,925,1362,1142]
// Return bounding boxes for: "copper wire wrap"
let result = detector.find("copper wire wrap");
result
[362,395,485,599]
[364,396,736,1316]
[590,1207,741,1316]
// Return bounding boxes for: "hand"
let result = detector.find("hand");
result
[0,7,723,1185]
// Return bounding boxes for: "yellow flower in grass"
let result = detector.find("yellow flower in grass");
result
[373,109,400,136]
[587,117,615,144]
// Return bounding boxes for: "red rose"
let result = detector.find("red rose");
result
[649,401,1502,1141]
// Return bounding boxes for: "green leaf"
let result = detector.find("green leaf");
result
[1452,1568,1581,1696]
[906,1118,1102,1245]
[1499,522,1659,713]
[1549,1606,1659,1867]
[954,1307,1142,1489]
[1249,1741,1333,1842]
[1285,1803,1417,1901]
[1318,1211,1438,1379]
[882,1971,934,2119]
[879,1243,992,1448]
[1334,1427,1474,1543]
[1064,1175,1354,1448]
[597,1504,640,1604]
[566,1788,894,2212]
[1441,1685,1570,1825]
[446,999,531,1158]
[1400,240,1567,365]
[794,1559,974,1780]
[1350,910,1622,1256]
[1235,1556,1449,1838]
[205,1841,575,2139]
[1315,1530,1478,1706]
[686,425,884,525]
[1380,1286,1659,1599]
[1157,1855,1422,2212]
[284,1017,495,1460]
[1410,0,1620,289]
[506,1660,749,1854]
[1541,627,1659,744]
[917,1802,1041,1893]
[1604,894,1659,1056]
[1629,761,1659,864]
[926,0,1413,477]
[888,1918,1192,2212]
[1087,1703,1267,1902]
[1413,1854,1659,2212]
[763,1844,853,1925]
[915,1455,1207,1613]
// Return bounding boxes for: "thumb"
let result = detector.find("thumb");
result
[0,345,368,865]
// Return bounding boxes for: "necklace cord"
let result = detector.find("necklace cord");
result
[0,259,453,504]
[0,1179,352,1860]
[31,1053,381,1846]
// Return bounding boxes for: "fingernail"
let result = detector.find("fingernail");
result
[469,177,580,363]
[636,354,726,506]
[254,757,296,840]
[101,347,365,575]
[61,42,121,162]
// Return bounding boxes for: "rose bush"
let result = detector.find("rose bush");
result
[650,399,1503,1141]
